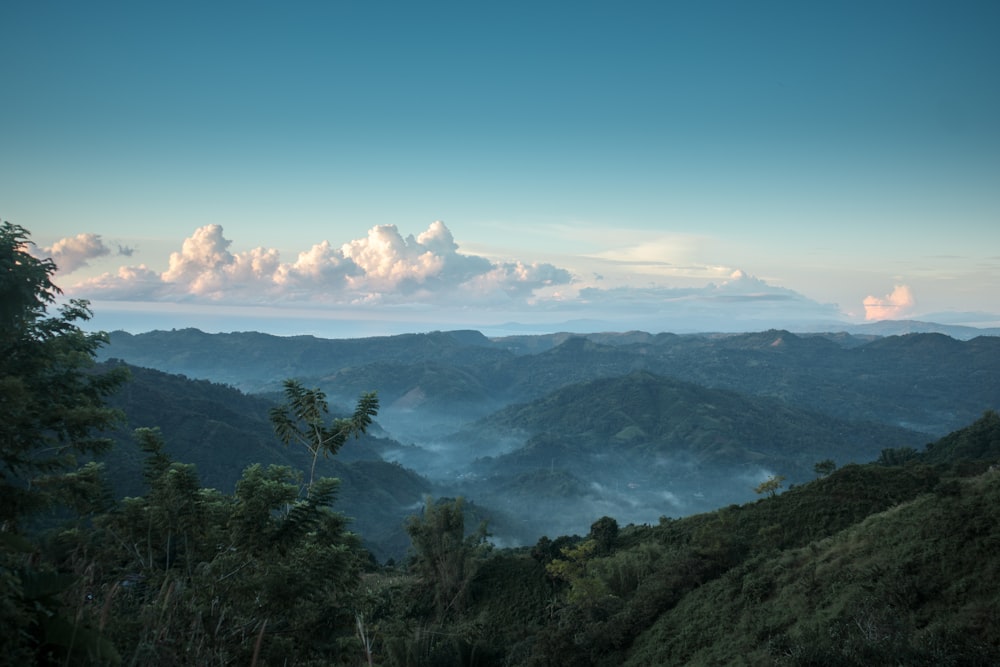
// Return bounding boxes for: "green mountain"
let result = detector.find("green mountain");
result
[98,363,431,561]
[471,370,920,474]
[372,413,1000,666]
[99,328,1000,438]
[626,470,1000,665]
[100,328,508,394]
[448,370,926,540]
[94,327,1000,550]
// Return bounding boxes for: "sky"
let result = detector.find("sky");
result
[3,1,999,337]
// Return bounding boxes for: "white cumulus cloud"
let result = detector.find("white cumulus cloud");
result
[43,233,110,273]
[863,285,916,321]
[274,240,360,291]
[68,221,572,307]
[159,224,282,298]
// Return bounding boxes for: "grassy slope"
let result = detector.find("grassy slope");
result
[461,412,1000,666]
[626,471,1000,665]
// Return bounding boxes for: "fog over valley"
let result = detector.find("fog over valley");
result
[97,325,999,559]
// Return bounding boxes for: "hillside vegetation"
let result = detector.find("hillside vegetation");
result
[97,363,430,562]
[383,412,1000,666]
[101,327,1000,436]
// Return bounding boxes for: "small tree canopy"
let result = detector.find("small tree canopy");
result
[754,474,786,498]
[814,459,837,477]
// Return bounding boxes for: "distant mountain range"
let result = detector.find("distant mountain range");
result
[846,318,1000,339]
[100,324,1000,436]
[95,324,1000,555]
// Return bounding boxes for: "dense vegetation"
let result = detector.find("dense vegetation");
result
[4,221,1000,665]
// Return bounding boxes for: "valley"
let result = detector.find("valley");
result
[96,326,1000,559]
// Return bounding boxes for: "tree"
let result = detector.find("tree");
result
[269,379,378,490]
[814,459,837,477]
[1,222,128,526]
[75,427,368,664]
[0,221,128,664]
[405,497,488,618]
[589,516,619,555]
[754,474,786,498]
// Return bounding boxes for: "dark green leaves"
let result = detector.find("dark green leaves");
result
[0,222,127,525]
[269,378,378,489]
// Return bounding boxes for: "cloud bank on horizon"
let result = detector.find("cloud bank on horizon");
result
[61,222,573,307]
[42,221,859,330]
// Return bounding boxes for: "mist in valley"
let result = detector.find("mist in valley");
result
[95,326,998,558]
[364,402,789,546]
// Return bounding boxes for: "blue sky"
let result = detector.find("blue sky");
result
[3,1,999,336]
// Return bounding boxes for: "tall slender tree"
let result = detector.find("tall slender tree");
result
[269,378,378,490]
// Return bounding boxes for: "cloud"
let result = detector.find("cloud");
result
[65,226,848,331]
[43,233,110,273]
[69,221,572,307]
[76,265,164,300]
[575,269,842,327]
[863,285,916,321]
[159,224,282,297]
[274,240,360,293]
[340,221,494,293]
[461,261,573,303]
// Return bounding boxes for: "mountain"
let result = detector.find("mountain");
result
[99,328,509,393]
[442,370,926,540]
[97,362,431,561]
[469,370,921,473]
[630,470,1000,664]
[99,327,1000,438]
[846,318,1000,339]
[429,414,1000,666]
[93,326,1000,549]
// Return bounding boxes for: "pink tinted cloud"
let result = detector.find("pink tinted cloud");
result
[863,285,916,320]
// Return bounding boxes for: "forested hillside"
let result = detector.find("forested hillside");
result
[101,326,1000,436]
[90,359,931,551]
[95,325,1000,545]
[450,370,925,538]
[97,363,430,561]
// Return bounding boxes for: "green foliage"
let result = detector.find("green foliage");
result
[69,428,368,665]
[922,409,1000,465]
[405,497,489,619]
[588,516,620,555]
[98,363,427,561]
[270,378,378,489]
[625,471,1000,666]
[814,458,836,477]
[1,221,127,664]
[0,221,128,527]
[755,474,786,498]
[878,445,921,466]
